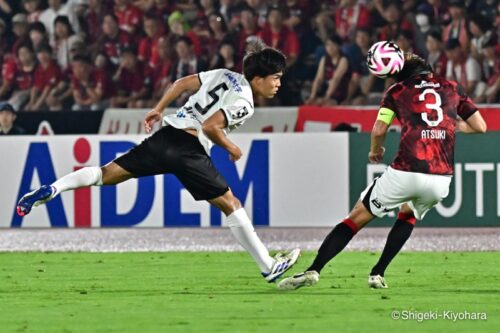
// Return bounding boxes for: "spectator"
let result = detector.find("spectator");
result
[0,102,25,135]
[1,44,36,111]
[114,0,143,37]
[204,13,233,61]
[151,36,175,105]
[245,0,268,28]
[445,38,486,101]
[395,29,414,53]
[442,0,469,52]
[45,69,73,111]
[478,34,500,103]
[345,28,385,105]
[235,5,261,57]
[53,15,82,70]
[23,0,43,23]
[138,13,166,67]
[426,29,448,77]
[0,17,10,58]
[194,0,217,33]
[28,22,50,51]
[258,6,300,68]
[83,0,113,46]
[39,0,81,42]
[11,13,30,55]
[98,13,133,67]
[305,34,351,106]
[414,3,435,57]
[282,0,311,34]
[378,0,414,42]
[110,46,153,108]
[467,12,494,61]
[425,0,451,28]
[335,0,371,42]
[25,44,61,111]
[143,0,174,25]
[210,38,240,72]
[170,36,208,106]
[219,0,243,31]
[166,11,202,56]
[71,54,112,111]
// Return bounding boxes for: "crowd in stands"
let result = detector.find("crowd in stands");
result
[0,0,498,114]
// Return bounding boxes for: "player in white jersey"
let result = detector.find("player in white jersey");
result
[17,41,300,283]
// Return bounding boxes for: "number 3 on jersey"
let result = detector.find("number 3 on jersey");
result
[419,88,443,127]
[194,83,229,115]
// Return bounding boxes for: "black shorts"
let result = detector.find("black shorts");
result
[114,126,229,201]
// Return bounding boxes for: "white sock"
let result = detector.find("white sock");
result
[51,166,103,197]
[226,208,274,273]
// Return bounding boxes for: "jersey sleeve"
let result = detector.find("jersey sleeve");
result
[198,69,224,85]
[221,99,254,128]
[456,83,478,120]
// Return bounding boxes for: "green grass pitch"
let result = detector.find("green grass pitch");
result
[1,252,499,333]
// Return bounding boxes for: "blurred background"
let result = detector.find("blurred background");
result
[0,0,499,229]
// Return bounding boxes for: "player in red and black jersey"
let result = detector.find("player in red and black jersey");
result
[278,53,487,291]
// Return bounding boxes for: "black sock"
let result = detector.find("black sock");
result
[370,219,414,276]
[307,221,357,274]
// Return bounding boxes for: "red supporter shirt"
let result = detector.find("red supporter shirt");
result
[101,30,133,65]
[258,26,299,58]
[118,61,153,94]
[381,75,477,175]
[138,33,165,67]
[72,69,114,99]
[115,4,143,34]
[335,4,371,41]
[34,61,61,90]
[152,59,173,89]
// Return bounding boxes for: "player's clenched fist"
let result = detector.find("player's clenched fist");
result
[228,145,242,162]
[369,147,385,164]
[144,109,162,133]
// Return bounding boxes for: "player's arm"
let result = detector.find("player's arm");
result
[202,110,242,162]
[456,112,487,134]
[369,107,395,163]
[144,74,202,133]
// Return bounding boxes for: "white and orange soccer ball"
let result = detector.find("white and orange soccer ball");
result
[366,41,405,78]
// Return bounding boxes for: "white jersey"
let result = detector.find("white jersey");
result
[163,69,254,154]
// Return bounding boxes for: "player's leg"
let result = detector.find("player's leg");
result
[277,200,376,290]
[209,190,300,282]
[368,203,415,289]
[16,162,134,216]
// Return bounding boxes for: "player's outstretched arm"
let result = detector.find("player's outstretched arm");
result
[456,112,487,134]
[202,110,242,162]
[144,74,202,133]
[369,120,389,164]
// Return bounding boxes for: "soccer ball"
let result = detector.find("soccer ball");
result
[366,41,405,78]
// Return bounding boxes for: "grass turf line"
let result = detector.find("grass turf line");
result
[0,252,499,333]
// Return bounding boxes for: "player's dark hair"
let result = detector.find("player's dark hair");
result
[242,39,286,81]
[394,53,433,82]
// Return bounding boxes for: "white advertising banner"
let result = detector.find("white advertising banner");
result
[99,107,299,134]
[0,133,349,228]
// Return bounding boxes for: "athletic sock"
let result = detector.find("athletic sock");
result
[51,166,103,197]
[226,208,274,273]
[307,219,359,274]
[370,212,415,277]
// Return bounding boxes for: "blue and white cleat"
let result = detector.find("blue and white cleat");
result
[16,185,55,216]
[262,248,301,283]
[277,271,320,290]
